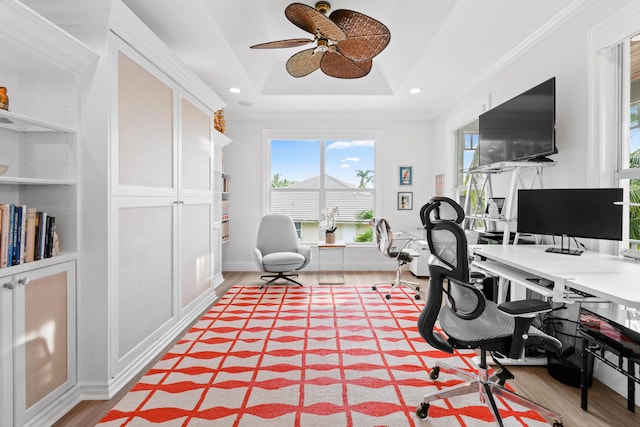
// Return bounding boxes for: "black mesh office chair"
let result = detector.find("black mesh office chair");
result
[416,197,564,426]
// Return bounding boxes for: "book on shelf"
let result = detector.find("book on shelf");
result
[25,208,37,263]
[18,205,27,265]
[0,204,9,268]
[0,203,57,269]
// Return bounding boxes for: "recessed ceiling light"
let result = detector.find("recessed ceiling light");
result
[409,88,422,94]
[229,87,241,94]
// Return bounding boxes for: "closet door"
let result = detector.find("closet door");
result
[179,199,213,312]
[110,197,176,373]
[113,45,177,197]
[178,93,214,313]
[179,94,213,197]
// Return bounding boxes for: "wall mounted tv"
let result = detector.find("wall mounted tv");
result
[478,77,556,167]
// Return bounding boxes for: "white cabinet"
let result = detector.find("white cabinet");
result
[108,33,225,376]
[1,260,76,427]
[0,0,96,425]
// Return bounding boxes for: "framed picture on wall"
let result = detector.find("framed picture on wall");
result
[398,192,413,210]
[435,173,444,196]
[399,166,412,185]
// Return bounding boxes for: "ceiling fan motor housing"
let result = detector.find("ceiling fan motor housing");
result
[315,1,331,14]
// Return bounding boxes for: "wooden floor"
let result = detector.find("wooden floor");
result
[54,271,638,426]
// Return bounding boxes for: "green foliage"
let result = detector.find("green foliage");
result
[271,173,296,188]
[355,169,374,189]
[630,150,640,245]
[354,228,373,242]
[354,208,374,242]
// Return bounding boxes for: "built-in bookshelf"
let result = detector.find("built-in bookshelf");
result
[221,173,230,243]
[0,1,97,426]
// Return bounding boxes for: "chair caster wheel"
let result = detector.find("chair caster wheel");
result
[372,285,377,291]
[414,294,421,300]
[552,422,563,427]
[429,366,440,380]
[415,286,420,292]
[416,402,430,420]
[385,294,391,300]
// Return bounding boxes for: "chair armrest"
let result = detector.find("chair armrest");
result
[498,299,551,317]
[498,299,552,359]
[297,244,312,269]
[253,248,264,271]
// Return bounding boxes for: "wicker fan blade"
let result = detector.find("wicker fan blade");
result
[320,51,372,79]
[250,38,314,49]
[285,3,346,41]
[286,47,324,77]
[329,9,391,62]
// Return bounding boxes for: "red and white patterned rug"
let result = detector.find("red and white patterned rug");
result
[98,284,548,426]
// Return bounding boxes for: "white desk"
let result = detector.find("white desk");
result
[473,245,640,308]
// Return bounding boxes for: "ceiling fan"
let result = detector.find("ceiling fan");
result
[250,1,391,79]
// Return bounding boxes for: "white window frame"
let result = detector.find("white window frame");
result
[262,129,381,244]
[588,2,640,253]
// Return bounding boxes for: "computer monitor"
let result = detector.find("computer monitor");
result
[517,188,623,255]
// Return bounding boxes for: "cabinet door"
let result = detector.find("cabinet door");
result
[110,197,176,374]
[180,93,213,197]
[12,261,76,426]
[1,272,14,427]
[113,40,177,197]
[179,199,213,312]
[212,221,223,287]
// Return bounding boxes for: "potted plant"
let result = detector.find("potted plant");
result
[321,207,338,243]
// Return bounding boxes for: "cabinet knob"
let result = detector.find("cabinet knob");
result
[17,277,29,286]
[3,282,15,290]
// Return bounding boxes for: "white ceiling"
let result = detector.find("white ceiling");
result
[25,0,586,119]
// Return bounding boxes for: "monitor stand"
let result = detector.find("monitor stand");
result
[545,234,583,256]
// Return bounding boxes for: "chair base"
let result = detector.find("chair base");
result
[417,356,563,427]
[259,272,303,289]
[372,266,420,300]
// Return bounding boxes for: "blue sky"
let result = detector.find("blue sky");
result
[271,139,375,187]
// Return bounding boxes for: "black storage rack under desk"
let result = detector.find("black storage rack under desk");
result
[578,307,640,412]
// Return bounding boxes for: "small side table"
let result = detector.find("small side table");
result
[318,240,346,285]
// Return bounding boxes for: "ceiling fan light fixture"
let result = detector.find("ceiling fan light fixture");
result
[409,88,422,94]
[228,87,241,94]
[315,39,330,53]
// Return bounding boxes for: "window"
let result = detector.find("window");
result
[269,137,375,244]
[455,120,485,223]
[622,34,640,249]
[456,120,480,187]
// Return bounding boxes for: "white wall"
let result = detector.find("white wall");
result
[222,118,431,272]
[431,0,634,195]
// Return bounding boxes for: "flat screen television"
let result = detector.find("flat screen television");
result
[517,188,623,255]
[478,77,556,167]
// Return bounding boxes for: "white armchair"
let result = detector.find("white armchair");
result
[254,214,311,289]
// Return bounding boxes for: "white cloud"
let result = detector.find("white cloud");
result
[344,157,360,162]
[327,140,374,150]
[340,164,351,169]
